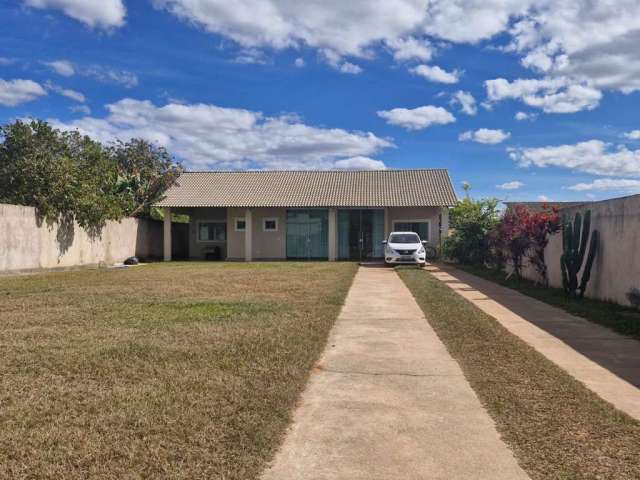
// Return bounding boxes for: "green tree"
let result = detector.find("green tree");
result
[110,138,182,218]
[443,197,500,264]
[0,120,123,232]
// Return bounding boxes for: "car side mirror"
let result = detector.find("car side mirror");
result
[421,240,427,244]
[382,240,387,245]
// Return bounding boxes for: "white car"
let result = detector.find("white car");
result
[383,231,430,266]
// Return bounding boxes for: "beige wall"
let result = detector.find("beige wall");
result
[519,194,640,306]
[187,207,227,259]
[386,206,444,244]
[0,203,162,272]
[187,205,448,261]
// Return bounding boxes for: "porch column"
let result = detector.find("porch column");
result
[440,207,450,245]
[244,208,253,262]
[163,207,172,261]
[328,207,337,261]
[384,207,390,237]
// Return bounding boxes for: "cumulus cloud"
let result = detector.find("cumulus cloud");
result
[234,48,270,65]
[623,130,640,140]
[410,64,459,83]
[48,98,394,170]
[0,78,47,106]
[44,81,85,102]
[515,111,536,121]
[377,105,455,130]
[568,178,640,191]
[333,156,386,170]
[42,59,75,76]
[23,0,125,28]
[485,77,602,113]
[320,49,363,74]
[497,180,524,190]
[450,90,477,115]
[385,37,433,62]
[509,140,640,177]
[459,128,510,144]
[294,57,305,68]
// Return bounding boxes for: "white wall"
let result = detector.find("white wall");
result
[519,194,640,306]
[0,203,162,272]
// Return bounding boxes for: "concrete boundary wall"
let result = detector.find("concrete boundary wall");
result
[520,194,640,306]
[0,203,163,272]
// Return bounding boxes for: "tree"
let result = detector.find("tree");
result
[110,139,182,218]
[0,120,123,232]
[443,197,500,264]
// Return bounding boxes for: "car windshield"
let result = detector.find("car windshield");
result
[389,233,420,244]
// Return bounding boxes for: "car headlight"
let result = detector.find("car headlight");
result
[418,246,425,254]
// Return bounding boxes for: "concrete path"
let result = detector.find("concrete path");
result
[429,265,640,421]
[262,266,529,480]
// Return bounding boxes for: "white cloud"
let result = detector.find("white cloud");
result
[537,195,551,202]
[45,81,85,102]
[81,66,138,88]
[377,105,455,130]
[509,140,640,177]
[234,48,269,65]
[385,37,433,62]
[497,180,524,190]
[568,178,640,191]
[338,62,363,74]
[48,98,394,170]
[485,77,602,113]
[333,156,386,170]
[515,111,536,121]
[42,59,75,76]
[623,130,640,140]
[0,57,16,66]
[0,78,47,106]
[459,128,510,144]
[23,0,125,28]
[410,64,459,84]
[294,57,305,68]
[70,104,91,115]
[450,90,477,115]
[320,50,363,74]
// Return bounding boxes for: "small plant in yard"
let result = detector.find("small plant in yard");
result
[627,288,640,309]
[560,210,599,298]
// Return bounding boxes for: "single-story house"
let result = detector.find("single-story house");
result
[155,169,457,261]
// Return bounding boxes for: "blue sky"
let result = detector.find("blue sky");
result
[2,1,640,201]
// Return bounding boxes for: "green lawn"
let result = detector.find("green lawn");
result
[400,267,640,480]
[457,264,640,338]
[0,262,357,479]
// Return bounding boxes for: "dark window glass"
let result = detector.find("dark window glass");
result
[389,233,420,244]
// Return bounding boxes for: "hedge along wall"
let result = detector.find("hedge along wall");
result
[0,203,163,272]
[519,194,640,306]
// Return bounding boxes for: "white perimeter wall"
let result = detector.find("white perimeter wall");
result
[519,194,640,306]
[0,203,163,272]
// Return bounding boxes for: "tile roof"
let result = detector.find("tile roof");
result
[155,169,457,208]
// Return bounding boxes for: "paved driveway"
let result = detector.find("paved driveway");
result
[262,266,529,480]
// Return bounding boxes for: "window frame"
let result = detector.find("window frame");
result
[262,217,278,232]
[234,217,246,232]
[392,219,431,242]
[196,220,227,243]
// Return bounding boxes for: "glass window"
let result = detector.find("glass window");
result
[389,233,421,244]
[263,218,278,231]
[198,222,226,242]
[235,218,246,231]
[393,222,429,241]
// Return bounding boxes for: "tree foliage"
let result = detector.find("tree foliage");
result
[0,120,181,233]
[443,197,500,264]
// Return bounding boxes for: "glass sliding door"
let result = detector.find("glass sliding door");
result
[338,209,385,260]
[286,209,328,259]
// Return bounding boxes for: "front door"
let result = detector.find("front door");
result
[286,209,329,259]
[338,209,384,260]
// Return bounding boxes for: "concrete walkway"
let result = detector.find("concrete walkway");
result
[429,265,640,421]
[262,267,529,480]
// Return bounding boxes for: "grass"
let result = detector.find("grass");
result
[0,261,358,479]
[456,264,640,338]
[399,267,640,480]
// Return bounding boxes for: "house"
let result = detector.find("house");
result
[155,169,457,261]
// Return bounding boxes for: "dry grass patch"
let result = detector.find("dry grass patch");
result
[0,262,357,479]
[399,267,640,480]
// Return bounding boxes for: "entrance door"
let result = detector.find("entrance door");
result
[338,209,384,260]
[286,209,329,259]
